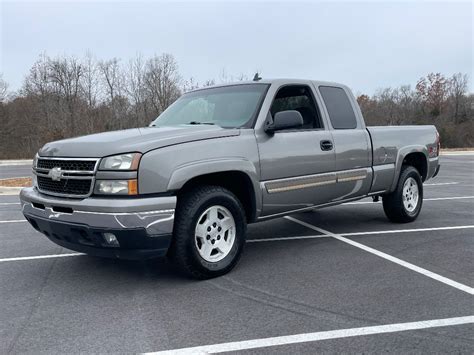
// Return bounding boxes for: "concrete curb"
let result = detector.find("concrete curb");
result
[440,151,474,156]
[0,187,22,195]
[0,160,33,166]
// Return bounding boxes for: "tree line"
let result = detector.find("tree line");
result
[358,72,472,148]
[0,52,472,158]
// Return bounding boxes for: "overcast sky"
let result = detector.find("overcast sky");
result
[1,0,472,94]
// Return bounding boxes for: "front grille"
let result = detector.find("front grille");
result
[37,159,96,171]
[34,157,98,197]
[37,176,92,196]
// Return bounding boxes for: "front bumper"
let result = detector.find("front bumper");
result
[20,187,176,259]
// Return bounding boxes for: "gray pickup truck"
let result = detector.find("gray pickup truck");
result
[20,79,440,278]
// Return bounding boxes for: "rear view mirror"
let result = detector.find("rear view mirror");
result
[265,110,303,133]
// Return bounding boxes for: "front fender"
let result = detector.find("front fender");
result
[167,158,262,216]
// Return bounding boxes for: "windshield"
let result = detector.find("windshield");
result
[150,84,269,128]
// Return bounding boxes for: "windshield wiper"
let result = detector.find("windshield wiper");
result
[187,121,215,125]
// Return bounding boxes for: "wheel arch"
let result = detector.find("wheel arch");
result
[168,159,261,223]
[390,147,428,191]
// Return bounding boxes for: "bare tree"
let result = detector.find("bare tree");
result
[48,56,83,134]
[81,51,100,109]
[98,58,129,129]
[0,74,8,103]
[448,73,469,123]
[143,53,181,115]
[125,54,149,126]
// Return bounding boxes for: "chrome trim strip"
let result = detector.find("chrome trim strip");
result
[74,208,175,216]
[263,168,369,194]
[264,172,337,194]
[34,171,94,180]
[36,156,100,161]
[336,168,368,183]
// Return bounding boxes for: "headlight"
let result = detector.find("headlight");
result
[94,180,138,195]
[33,153,39,169]
[99,153,142,170]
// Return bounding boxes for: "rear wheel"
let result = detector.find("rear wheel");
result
[170,185,247,279]
[383,165,423,223]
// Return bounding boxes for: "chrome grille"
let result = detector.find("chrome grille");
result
[37,159,96,171]
[34,157,99,198]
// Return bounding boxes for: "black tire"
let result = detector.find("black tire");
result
[169,185,247,279]
[383,165,423,223]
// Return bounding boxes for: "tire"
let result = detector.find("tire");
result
[383,165,423,223]
[170,185,247,279]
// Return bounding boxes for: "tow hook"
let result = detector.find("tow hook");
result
[372,195,380,203]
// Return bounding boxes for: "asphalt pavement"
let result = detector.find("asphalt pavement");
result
[0,155,473,354]
[0,165,32,180]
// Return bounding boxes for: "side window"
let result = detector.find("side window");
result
[319,86,358,129]
[270,85,323,129]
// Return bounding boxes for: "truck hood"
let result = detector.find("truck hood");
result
[39,126,240,157]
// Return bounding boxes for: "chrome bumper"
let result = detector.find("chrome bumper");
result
[19,187,175,236]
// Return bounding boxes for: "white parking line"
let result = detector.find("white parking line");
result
[424,182,459,186]
[285,216,474,295]
[144,315,474,354]
[345,196,474,205]
[246,225,474,243]
[0,220,26,224]
[0,203,20,205]
[342,225,474,237]
[0,225,472,262]
[0,253,83,263]
[422,196,474,201]
[247,234,329,243]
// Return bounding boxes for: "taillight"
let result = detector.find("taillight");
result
[436,131,441,157]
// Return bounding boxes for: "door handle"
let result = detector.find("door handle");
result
[320,140,333,151]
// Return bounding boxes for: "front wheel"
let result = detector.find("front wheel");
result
[170,185,247,279]
[383,165,423,223]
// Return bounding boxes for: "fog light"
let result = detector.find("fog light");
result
[103,232,120,247]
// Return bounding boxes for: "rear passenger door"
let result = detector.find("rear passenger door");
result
[317,85,372,201]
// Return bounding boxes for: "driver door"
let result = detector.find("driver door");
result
[256,84,337,217]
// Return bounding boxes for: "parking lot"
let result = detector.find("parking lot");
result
[0,154,473,354]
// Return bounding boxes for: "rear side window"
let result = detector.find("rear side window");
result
[319,86,357,129]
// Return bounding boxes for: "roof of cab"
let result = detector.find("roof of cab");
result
[187,78,349,93]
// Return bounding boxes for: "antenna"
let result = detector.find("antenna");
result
[253,72,262,82]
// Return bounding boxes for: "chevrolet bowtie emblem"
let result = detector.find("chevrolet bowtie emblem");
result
[49,167,62,181]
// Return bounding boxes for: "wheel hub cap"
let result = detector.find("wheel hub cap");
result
[402,177,419,213]
[195,205,236,262]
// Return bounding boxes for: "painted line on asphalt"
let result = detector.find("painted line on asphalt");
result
[144,315,474,354]
[424,182,459,186]
[422,196,474,201]
[1,225,470,263]
[247,234,329,243]
[0,253,84,263]
[0,220,26,224]
[246,225,474,243]
[0,203,20,205]
[285,216,474,295]
[342,225,474,237]
[345,195,474,205]
[0,224,470,262]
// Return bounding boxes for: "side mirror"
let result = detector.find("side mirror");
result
[265,110,303,133]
